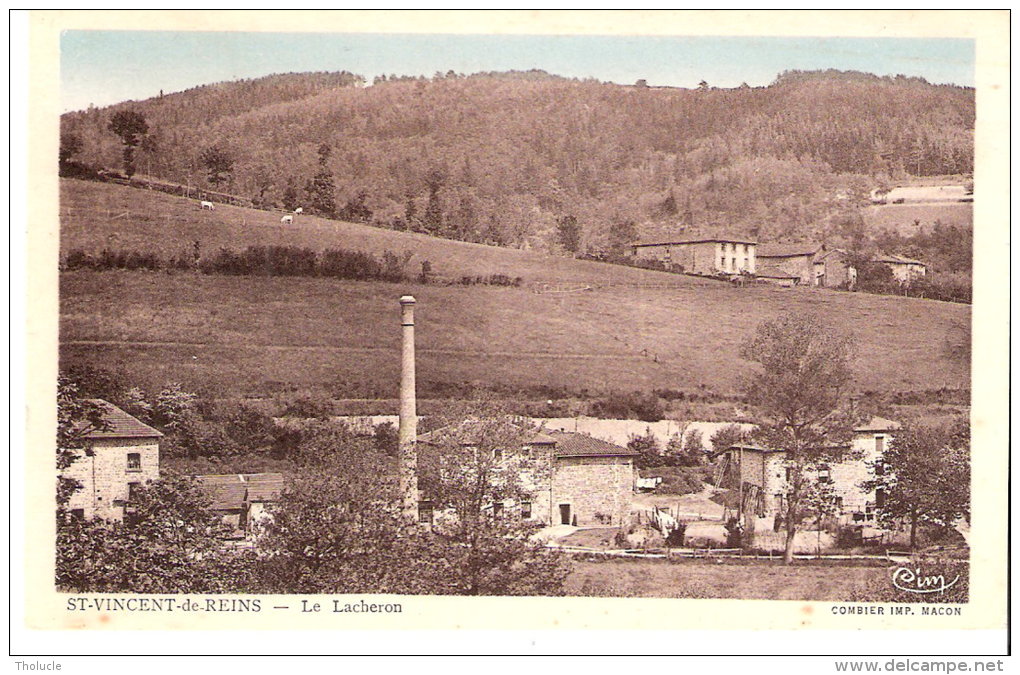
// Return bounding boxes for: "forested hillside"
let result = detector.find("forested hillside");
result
[60,69,974,255]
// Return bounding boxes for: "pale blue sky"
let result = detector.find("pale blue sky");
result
[60,31,974,112]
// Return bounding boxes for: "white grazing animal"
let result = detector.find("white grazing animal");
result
[293,207,303,214]
[281,215,294,224]
[200,201,215,210]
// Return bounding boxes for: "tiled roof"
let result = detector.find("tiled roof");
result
[854,417,901,433]
[81,400,163,439]
[757,242,825,258]
[547,431,638,458]
[194,473,285,511]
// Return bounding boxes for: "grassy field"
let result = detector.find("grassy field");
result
[564,559,892,601]
[59,178,713,287]
[58,178,970,399]
[60,267,970,399]
[862,201,972,235]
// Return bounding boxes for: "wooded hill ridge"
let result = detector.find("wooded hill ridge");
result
[61,69,974,256]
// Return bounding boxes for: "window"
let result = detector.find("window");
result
[492,502,504,518]
[520,502,532,519]
[418,501,434,524]
[875,435,885,454]
[127,452,141,471]
[492,448,503,461]
[875,488,886,509]
[70,509,85,520]
[127,482,141,502]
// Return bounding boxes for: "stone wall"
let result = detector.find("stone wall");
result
[549,456,634,527]
[64,438,160,521]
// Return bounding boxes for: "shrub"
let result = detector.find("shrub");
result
[591,391,665,421]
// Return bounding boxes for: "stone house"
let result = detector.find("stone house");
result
[757,243,855,288]
[193,473,285,538]
[418,424,637,528]
[630,236,757,276]
[62,400,162,521]
[874,253,927,284]
[716,417,900,529]
[756,242,826,285]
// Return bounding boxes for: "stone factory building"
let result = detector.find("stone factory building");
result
[63,400,162,521]
[418,424,637,528]
[716,417,901,529]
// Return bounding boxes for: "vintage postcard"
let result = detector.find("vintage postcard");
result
[14,9,1009,656]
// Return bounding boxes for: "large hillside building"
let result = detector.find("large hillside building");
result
[630,237,757,276]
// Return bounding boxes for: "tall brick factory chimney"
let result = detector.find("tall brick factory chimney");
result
[398,295,419,519]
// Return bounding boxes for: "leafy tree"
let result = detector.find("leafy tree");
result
[709,424,748,455]
[863,418,970,549]
[627,429,664,469]
[338,189,372,223]
[680,429,705,466]
[56,378,110,509]
[255,442,429,593]
[556,215,582,254]
[419,414,570,595]
[303,143,337,216]
[608,218,638,259]
[307,170,336,217]
[199,145,234,186]
[107,110,148,176]
[282,181,301,211]
[59,131,83,166]
[420,172,444,235]
[740,313,857,563]
[56,474,255,592]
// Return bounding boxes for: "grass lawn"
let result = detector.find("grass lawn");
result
[58,177,971,399]
[59,178,713,287]
[564,559,893,601]
[60,262,971,399]
[60,268,970,399]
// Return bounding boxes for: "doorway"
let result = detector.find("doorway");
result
[559,503,572,525]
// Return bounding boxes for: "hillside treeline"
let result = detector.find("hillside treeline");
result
[60,69,974,254]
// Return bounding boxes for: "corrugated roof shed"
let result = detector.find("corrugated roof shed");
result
[547,431,638,458]
[82,399,163,439]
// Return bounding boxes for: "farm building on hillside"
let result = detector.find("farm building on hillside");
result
[714,417,901,530]
[194,473,285,538]
[873,254,927,284]
[630,236,757,276]
[417,424,637,528]
[62,400,162,522]
[756,243,856,288]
